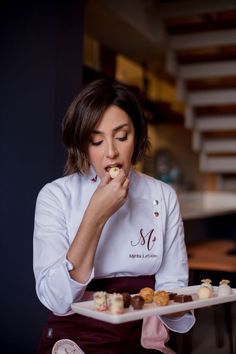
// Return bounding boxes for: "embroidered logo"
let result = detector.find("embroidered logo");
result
[52,339,85,354]
[131,228,156,251]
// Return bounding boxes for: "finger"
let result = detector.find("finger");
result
[122,178,129,197]
[123,177,129,189]
[115,169,127,184]
[100,172,111,186]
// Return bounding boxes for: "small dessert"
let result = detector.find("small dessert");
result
[200,278,213,290]
[109,167,120,178]
[197,278,213,299]
[139,287,154,303]
[122,292,131,308]
[93,291,108,311]
[218,279,232,297]
[153,291,170,306]
[173,294,193,303]
[168,292,177,300]
[109,293,124,314]
[197,286,212,299]
[131,295,145,310]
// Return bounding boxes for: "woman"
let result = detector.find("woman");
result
[33,78,195,354]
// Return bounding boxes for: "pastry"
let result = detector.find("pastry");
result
[197,286,212,299]
[109,293,124,314]
[131,295,145,310]
[122,292,131,308]
[93,291,108,311]
[153,291,170,306]
[200,278,213,290]
[139,287,154,303]
[198,278,213,299]
[218,279,232,297]
[109,167,120,178]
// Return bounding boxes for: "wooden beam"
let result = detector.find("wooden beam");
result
[179,61,236,79]
[160,0,236,18]
[200,153,236,172]
[196,116,236,130]
[189,89,236,106]
[203,139,236,153]
[170,29,236,50]
[184,104,194,128]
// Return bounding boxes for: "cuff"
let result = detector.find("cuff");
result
[63,258,95,288]
[159,311,196,333]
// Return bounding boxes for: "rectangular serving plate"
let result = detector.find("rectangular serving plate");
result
[71,285,236,324]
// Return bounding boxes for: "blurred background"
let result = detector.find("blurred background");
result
[1,0,236,353]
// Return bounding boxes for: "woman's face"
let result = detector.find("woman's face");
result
[88,105,135,178]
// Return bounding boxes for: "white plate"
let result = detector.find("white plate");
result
[71,285,236,324]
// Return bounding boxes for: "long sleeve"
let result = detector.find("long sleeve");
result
[156,186,188,290]
[156,186,195,332]
[33,182,93,315]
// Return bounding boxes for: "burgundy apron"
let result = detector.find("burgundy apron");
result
[37,275,165,354]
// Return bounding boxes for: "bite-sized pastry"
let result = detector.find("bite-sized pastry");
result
[109,293,124,314]
[131,295,145,310]
[109,167,120,178]
[153,291,170,306]
[197,278,213,299]
[197,286,213,299]
[122,292,131,308]
[93,291,108,311]
[173,294,193,303]
[200,278,213,290]
[218,279,232,297]
[139,287,154,303]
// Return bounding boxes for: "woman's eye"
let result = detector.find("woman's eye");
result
[116,135,127,142]
[90,140,103,146]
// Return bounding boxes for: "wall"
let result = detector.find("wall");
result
[144,123,205,191]
[0,2,84,353]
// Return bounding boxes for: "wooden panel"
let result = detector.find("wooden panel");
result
[165,9,236,34]
[203,131,236,138]
[188,255,236,272]
[207,152,236,157]
[189,89,236,106]
[176,45,236,64]
[203,173,219,191]
[194,104,236,116]
[186,76,236,91]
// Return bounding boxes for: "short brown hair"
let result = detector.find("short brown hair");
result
[62,78,149,175]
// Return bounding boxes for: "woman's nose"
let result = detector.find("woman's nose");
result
[105,141,118,159]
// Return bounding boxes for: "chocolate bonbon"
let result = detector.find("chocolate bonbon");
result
[173,294,193,303]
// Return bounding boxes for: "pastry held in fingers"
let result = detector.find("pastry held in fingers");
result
[109,167,120,178]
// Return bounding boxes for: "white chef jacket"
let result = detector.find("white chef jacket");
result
[33,166,195,332]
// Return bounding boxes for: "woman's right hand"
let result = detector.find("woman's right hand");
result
[67,169,129,283]
[87,169,129,224]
